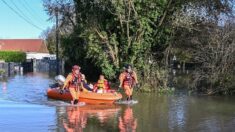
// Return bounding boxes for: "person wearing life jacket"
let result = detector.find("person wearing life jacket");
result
[62,65,83,105]
[119,64,138,101]
[81,74,93,92]
[93,75,110,93]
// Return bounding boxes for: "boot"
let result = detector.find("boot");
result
[130,95,133,100]
[74,99,79,105]
[126,97,129,101]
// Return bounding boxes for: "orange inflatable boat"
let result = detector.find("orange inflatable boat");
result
[47,88,122,104]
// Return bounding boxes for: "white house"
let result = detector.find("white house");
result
[0,39,54,60]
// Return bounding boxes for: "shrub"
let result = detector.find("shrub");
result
[0,51,26,62]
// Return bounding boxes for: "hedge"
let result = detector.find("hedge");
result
[0,51,26,62]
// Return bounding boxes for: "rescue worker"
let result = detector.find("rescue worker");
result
[62,65,82,105]
[119,64,138,101]
[93,75,110,93]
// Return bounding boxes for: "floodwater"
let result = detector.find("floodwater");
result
[1,73,235,132]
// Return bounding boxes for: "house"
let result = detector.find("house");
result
[0,39,53,60]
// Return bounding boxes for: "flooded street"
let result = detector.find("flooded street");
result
[1,73,235,132]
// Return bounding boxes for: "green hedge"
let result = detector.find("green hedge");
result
[0,51,26,62]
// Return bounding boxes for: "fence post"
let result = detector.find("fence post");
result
[8,62,10,76]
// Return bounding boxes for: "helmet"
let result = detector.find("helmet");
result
[124,64,132,69]
[72,65,80,70]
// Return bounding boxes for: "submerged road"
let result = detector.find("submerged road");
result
[0,100,56,132]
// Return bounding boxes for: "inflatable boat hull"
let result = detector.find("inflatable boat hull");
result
[47,88,122,104]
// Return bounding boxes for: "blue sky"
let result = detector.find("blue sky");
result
[0,0,53,39]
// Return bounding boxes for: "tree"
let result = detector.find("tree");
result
[40,27,56,54]
[43,0,235,91]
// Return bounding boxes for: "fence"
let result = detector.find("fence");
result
[0,62,21,77]
[21,59,64,74]
[0,59,64,77]
[34,59,64,74]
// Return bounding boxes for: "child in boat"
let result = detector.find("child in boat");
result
[93,75,111,93]
[81,74,93,92]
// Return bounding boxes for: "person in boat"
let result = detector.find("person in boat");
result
[119,64,138,101]
[81,74,93,92]
[61,65,83,105]
[93,75,111,93]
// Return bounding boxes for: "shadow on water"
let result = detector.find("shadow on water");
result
[1,74,235,131]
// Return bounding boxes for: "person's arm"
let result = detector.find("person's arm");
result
[81,80,90,90]
[62,74,72,90]
[119,73,124,88]
[133,71,138,84]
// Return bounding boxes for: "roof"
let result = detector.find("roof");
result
[0,39,49,53]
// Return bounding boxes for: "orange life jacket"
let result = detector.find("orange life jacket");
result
[69,73,82,88]
[97,79,109,90]
[123,72,135,87]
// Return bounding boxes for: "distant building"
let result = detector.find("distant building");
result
[0,39,54,60]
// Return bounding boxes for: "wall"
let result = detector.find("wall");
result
[26,52,55,60]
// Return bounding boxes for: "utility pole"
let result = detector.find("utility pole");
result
[55,7,59,75]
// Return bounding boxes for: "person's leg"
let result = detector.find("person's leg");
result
[124,85,131,100]
[74,89,80,104]
[69,88,77,104]
[129,88,133,100]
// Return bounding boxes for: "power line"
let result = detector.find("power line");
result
[9,0,44,29]
[1,0,43,31]
[10,0,38,25]
[21,0,45,21]
[18,0,45,23]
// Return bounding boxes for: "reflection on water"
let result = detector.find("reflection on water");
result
[1,82,7,94]
[1,74,235,131]
[0,73,53,103]
[58,105,138,132]
[63,107,87,132]
[119,107,137,132]
[57,105,122,132]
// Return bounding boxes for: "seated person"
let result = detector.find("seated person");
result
[93,75,111,93]
[81,74,93,92]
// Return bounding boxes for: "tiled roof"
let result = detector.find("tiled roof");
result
[0,39,49,53]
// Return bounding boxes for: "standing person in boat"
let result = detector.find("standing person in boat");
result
[61,65,82,105]
[119,64,138,101]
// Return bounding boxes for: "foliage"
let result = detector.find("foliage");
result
[40,27,56,54]
[43,0,235,92]
[190,23,235,95]
[0,69,5,75]
[0,51,26,62]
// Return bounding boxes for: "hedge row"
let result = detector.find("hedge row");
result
[0,51,26,62]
